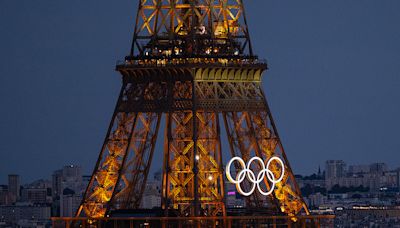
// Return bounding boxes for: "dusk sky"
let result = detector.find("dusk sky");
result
[1,0,399,184]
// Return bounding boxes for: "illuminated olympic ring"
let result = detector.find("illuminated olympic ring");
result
[225,156,285,196]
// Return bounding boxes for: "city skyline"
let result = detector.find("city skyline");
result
[1,0,400,184]
[1,159,398,226]
[2,159,398,186]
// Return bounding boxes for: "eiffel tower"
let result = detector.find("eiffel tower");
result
[76,0,309,219]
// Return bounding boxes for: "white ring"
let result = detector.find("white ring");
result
[266,157,285,183]
[225,156,246,184]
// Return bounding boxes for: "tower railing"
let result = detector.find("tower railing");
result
[116,57,267,68]
[52,215,335,228]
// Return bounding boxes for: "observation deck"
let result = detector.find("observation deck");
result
[116,55,267,83]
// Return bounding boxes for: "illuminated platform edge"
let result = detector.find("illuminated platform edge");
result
[52,215,335,228]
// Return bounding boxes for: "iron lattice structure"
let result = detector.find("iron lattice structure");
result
[76,0,309,219]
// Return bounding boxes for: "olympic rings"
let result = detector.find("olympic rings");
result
[225,156,285,196]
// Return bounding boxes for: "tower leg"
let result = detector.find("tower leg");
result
[163,111,225,217]
[196,111,225,216]
[109,112,161,211]
[76,81,162,218]
[163,110,196,216]
[223,111,276,210]
[247,106,309,215]
[76,111,138,218]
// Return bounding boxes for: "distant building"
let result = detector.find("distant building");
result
[21,188,47,205]
[325,160,399,192]
[325,160,347,190]
[141,180,161,209]
[370,163,388,174]
[307,193,327,208]
[62,165,82,182]
[0,202,50,227]
[141,194,161,209]
[26,179,51,189]
[60,188,81,217]
[325,160,346,179]
[52,165,85,216]
[348,165,370,174]
[335,207,400,227]
[53,166,82,197]
[225,184,245,208]
[0,185,12,205]
[296,173,325,189]
[52,169,63,199]
[8,174,20,203]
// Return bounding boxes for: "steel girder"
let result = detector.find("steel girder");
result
[162,111,225,217]
[195,112,225,216]
[76,111,136,218]
[76,82,162,218]
[161,79,225,217]
[195,80,265,111]
[223,108,309,216]
[76,66,309,218]
[248,107,309,216]
[109,112,161,210]
[131,0,253,57]
[163,110,196,216]
[223,111,276,210]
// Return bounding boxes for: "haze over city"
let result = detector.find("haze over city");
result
[1,0,400,184]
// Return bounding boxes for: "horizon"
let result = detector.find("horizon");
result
[2,158,398,186]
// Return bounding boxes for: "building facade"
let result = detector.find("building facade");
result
[8,174,20,203]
